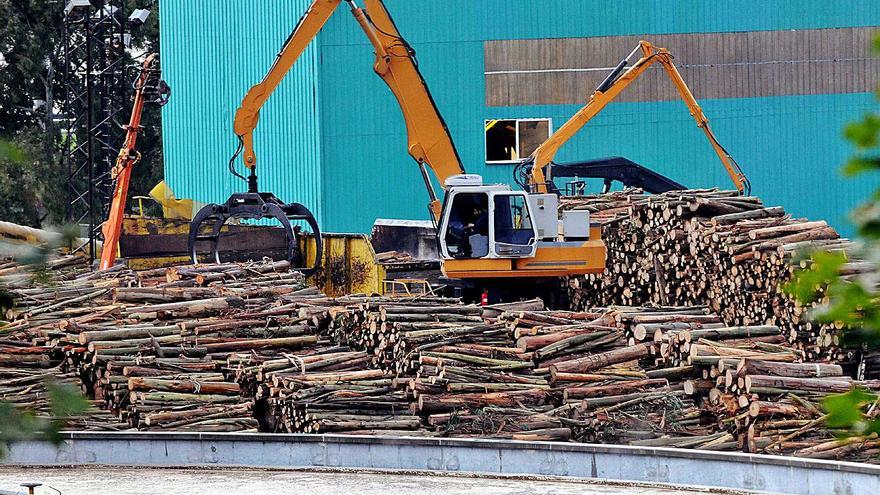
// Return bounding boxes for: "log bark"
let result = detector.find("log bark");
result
[549,343,653,375]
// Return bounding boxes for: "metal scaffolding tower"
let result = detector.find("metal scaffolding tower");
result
[61,0,130,260]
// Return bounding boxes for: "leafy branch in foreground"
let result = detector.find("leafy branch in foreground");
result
[0,381,89,456]
[786,32,880,439]
[0,226,88,458]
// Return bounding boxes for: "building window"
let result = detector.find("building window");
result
[485,118,551,163]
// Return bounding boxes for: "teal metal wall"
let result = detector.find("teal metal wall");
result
[318,0,880,235]
[162,1,880,235]
[160,0,323,220]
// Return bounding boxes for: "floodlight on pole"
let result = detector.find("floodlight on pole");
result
[64,0,91,17]
[128,9,150,26]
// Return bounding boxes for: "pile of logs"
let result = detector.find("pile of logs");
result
[3,259,329,431]
[2,213,879,460]
[328,297,480,374]
[375,251,416,264]
[256,366,420,435]
[320,298,880,458]
[562,189,867,361]
[693,357,880,460]
[0,254,92,291]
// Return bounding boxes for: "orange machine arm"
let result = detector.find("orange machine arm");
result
[98,54,157,271]
[233,0,463,222]
[234,0,341,171]
[358,0,464,221]
[527,41,750,195]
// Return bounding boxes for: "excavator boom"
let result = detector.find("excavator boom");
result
[234,0,340,172]
[99,54,168,271]
[526,41,750,196]
[231,0,463,221]
[191,0,466,269]
[356,0,465,221]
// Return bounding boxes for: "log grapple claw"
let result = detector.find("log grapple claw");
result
[188,191,322,275]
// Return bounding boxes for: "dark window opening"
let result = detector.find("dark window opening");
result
[444,192,489,259]
[485,119,517,162]
[485,118,551,163]
[518,120,550,158]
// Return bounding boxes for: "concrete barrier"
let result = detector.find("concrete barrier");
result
[3,432,877,495]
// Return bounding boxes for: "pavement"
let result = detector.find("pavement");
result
[0,467,757,495]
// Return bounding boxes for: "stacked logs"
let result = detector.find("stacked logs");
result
[0,253,93,291]
[3,259,333,431]
[427,406,568,441]
[255,367,420,435]
[325,299,566,438]
[562,189,865,360]
[329,298,484,374]
[375,251,416,263]
[323,299,880,452]
[554,382,713,447]
[0,362,129,431]
[2,240,880,459]
[0,338,133,431]
[691,357,880,459]
[1,259,138,431]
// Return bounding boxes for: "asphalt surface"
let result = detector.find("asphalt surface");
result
[0,467,759,495]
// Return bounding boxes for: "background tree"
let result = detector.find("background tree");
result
[0,0,163,228]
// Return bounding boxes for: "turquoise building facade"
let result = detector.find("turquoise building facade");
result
[160,1,880,235]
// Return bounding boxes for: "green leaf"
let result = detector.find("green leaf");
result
[0,140,26,163]
[823,389,877,428]
[844,115,880,149]
[46,380,89,418]
[866,418,880,435]
[843,156,880,176]
[852,201,880,240]
[783,250,847,304]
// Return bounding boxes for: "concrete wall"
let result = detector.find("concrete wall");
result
[5,433,879,495]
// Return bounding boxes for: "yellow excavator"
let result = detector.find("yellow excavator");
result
[518,40,750,197]
[189,0,606,295]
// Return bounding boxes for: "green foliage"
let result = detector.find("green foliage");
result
[0,225,87,457]
[786,32,880,438]
[844,114,880,150]
[0,0,62,134]
[0,139,26,162]
[0,380,89,456]
[783,251,847,304]
[822,389,880,436]
[0,130,66,226]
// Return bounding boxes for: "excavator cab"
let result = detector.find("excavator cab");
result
[438,175,538,260]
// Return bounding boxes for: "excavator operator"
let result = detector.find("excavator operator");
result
[445,195,489,259]
[468,204,490,258]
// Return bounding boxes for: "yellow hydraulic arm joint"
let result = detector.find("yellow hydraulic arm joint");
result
[356,0,465,223]
[527,41,750,196]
